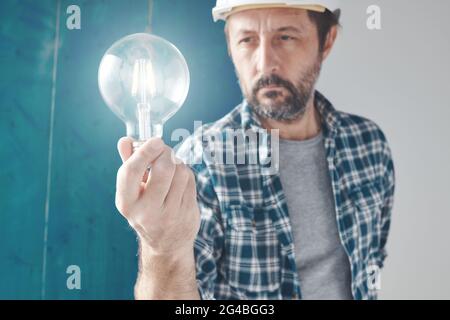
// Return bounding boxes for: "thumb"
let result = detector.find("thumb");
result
[117,137,133,163]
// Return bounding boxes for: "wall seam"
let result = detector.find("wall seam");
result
[41,0,61,300]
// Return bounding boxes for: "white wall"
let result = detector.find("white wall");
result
[317,0,450,299]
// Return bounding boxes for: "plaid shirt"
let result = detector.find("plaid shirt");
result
[176,90,395,300]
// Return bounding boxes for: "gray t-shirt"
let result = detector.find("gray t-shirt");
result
[278,132,353,300]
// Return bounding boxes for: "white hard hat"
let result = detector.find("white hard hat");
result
[212,0,340,22]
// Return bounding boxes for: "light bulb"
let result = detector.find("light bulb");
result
[98,33,190,150]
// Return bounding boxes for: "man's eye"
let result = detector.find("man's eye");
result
[280,35,294,41]
[239,37,252,44]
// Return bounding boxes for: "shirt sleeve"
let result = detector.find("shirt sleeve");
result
[377,136,396,269]
[193,190,225,300]
[175,133,225,300]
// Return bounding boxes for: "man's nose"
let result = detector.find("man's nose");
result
[256,39,279,75]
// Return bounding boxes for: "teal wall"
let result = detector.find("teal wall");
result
[0,0,241,299]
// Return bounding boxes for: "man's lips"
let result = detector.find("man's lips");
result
[259,85,285,91]
[258,86,286,95]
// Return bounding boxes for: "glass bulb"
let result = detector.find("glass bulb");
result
[98,33,190,150]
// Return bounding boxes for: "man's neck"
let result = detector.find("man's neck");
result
[259,95,322,141]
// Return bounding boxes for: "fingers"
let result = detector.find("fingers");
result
[163,161,191,214]
[143,145,177,207]
[117,137,133,163]
[181,169,198,211]
[118,137,150,183]
[116,138,165,209]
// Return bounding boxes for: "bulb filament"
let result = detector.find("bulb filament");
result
[132,59,157,140]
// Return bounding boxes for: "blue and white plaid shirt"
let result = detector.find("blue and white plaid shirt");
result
[176,90,395,300]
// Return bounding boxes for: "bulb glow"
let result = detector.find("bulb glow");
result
[98,33,190,149]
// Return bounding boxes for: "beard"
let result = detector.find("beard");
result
[243,56,322,122]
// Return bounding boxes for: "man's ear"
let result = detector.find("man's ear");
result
[227,45,234,60]
[321,25,338,61]
[225,24,233,59]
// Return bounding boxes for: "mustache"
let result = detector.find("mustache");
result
[252,74,296,95]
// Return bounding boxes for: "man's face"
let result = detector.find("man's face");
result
[226,8,324,121]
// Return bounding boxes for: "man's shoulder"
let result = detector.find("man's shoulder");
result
[334,110,394,184]
[336,110,390,146]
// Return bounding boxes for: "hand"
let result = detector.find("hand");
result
[115,137,200,257]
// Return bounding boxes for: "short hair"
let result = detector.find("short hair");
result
[307,9,341,52]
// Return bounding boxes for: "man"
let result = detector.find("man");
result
[115,0,395,300]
